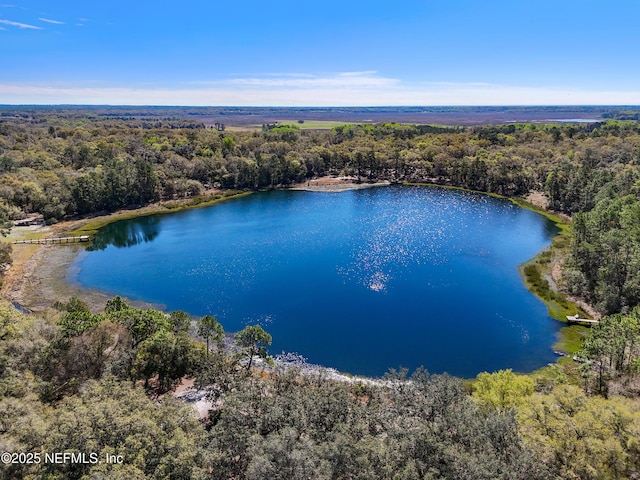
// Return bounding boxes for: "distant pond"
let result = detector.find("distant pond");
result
[71,186,561,377]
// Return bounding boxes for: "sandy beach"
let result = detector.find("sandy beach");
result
[289,176,391,192]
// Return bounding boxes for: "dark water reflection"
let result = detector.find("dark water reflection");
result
[88,215,161,251]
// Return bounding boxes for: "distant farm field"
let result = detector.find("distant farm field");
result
[274,120,351,130]
[227,120,350,131]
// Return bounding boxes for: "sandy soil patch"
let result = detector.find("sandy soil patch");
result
[1,193,236,312]
[4,241,160,313]
[6,244,108,312]
[290,176,390,192]
[524,191,549,209]
[173,377,214,419]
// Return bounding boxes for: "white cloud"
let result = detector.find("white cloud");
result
[1,80,640,106]
[339,71,379,77]
[229,72,398,89]
[38,17,64,25]
[0,18,42,29]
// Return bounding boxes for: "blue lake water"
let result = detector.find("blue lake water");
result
[72,186,561,377]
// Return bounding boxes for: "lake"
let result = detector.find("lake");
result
[72,185,561,377]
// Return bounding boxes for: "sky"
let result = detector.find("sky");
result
[1,1,639,106]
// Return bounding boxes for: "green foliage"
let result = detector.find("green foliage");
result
[133,330,203,392]
[234,324,272,371]
[569,194,640,313]
[0,110,627,223]
[197,314,224,354]
[0,242,11,267]
[473,369,535,411]
[1,108,639,312]
[579,307,640,395]
[517,384,640,479]
[169,310,192,334]
[5,108,640,476]
[0,376,207,480]
[221,136,235,153]
[206,368,550,480]
[104,295,129,313]
[58,310,102,338]
[37,297,204,396]
[521,260,578,321]
[0,200,12,237]
[53,296,91,314]
[108,306,171,348]
[0,300,25,341]
[523,263,563,304]
[4,297,640,478]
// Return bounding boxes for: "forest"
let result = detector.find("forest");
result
[1,294,639,479]
[1,108,640,478]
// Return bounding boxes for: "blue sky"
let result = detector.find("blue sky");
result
[1,1,639,105]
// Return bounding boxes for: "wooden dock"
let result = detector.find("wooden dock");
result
[12,235,90,245]
[566,314,599,325]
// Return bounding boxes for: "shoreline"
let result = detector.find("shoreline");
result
[1,190,252,312]
[2,180,594,366]
[3,242,163,313]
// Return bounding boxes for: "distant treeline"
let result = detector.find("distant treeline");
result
[602,110,640,121]
[2,104,634,121]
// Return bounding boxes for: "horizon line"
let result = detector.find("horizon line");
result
[1,104,640,108]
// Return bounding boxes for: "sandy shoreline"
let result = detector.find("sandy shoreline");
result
[1,191,250,312]
[2,215,167,313]
[289,177,391,192]
[3,242,162,313]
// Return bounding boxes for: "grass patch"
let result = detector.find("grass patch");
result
[5,230,48,242]
[522,263,563,304]
[230,121,351,132]
[553,325,589,354]
[529,356,584,389]
[520,260,584,321]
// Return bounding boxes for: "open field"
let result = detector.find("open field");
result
[273,120,351,130]
[2,105,633,129]
[227,120,350,131]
